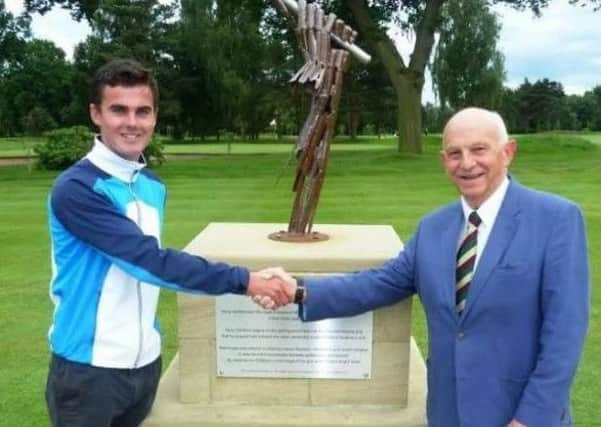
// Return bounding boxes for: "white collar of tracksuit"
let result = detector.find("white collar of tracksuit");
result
[86,136,147,183]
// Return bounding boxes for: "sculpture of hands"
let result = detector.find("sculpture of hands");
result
[270,0,355,237]
[247,267,297,310]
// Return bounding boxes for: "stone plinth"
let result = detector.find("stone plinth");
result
[144,223,426,427]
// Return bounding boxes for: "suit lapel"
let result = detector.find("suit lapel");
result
[459,181,522,322]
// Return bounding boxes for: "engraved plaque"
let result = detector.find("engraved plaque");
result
[216,294,373,379]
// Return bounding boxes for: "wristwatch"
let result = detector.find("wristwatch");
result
[294,277,305,304]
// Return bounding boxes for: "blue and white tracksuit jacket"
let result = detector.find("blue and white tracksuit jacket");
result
[48,138,249,369]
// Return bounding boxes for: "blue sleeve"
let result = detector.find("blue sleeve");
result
[299,233,417,321]
[514,202,589,425]
[51,177,249,295]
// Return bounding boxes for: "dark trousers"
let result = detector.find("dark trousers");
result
[45,354,162,427]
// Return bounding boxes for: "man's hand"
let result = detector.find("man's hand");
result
[249,267,297,309]
[247,270,292,309]
[507,420,526,427]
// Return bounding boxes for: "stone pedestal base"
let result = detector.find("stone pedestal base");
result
[143,338,426,427]
[143,223,427,427]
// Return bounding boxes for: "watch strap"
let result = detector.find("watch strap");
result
[294,277,305,304]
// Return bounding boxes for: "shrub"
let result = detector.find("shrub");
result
[144,137,165,168]
[35,126,93,170]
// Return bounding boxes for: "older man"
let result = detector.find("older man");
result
[262,107,589,427]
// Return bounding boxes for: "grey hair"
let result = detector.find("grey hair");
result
[443,107,509,146]
[488,110,509,145]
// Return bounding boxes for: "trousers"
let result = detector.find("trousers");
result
[46,354,162,427]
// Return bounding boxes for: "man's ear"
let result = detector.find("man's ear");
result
[439,149,448,168]
[504,139,517,165]
[89,103,100,126]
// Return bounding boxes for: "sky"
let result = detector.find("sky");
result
[5,0,601,103]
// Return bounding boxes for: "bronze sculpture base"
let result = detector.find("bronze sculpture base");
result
[268,230,329,243]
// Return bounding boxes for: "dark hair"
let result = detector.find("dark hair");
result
[90,59,159,108]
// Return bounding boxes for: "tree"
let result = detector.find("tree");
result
[24,0,99,21]
[211,0,275,139]
[334,0,441,153]
[24,0,601,148]
[422,102,452,133]
[0,0,32,134]
[432,0,505,110]
[585,86,601,130]
[337,54,398,138]
[9,40,72,134]
[510,78,565,132]
[22,106,57,135]
[70,0,176,71]
[497,86,519,132]
[0,37,72,136]
[320,0,599,153]
[0,0,31,63]
[175,0,289,139]
[69,0,178,129]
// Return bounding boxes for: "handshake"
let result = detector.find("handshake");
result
[246,267,301,310]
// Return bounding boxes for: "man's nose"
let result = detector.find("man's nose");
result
[460,152,476,168]
[125,111,137,126]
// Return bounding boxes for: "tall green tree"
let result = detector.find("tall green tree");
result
[341,58,397,138]
[561,94,584,130]
[432,0,505,110]
[584,86,601,130]
[69,0,178,128]
[497,86,519,132]
[4,39,73,134]
[510,78,565,132]
[0,0,31,64]
[0,0,32,134]
[211,0,274,138]
[176,0,288,139]
[72,0,176,71]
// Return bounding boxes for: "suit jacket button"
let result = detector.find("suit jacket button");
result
[457,331,465,340]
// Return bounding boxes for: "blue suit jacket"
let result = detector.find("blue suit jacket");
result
[301,179,589,427]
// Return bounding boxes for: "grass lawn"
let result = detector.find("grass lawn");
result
[0,135,397,157]
[163,141,397,155]
[0,134,599,425]
[0,137,42,156]
[579,133,601,145]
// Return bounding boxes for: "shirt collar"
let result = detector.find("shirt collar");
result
[86,136,146,183]
[460,176,509,229]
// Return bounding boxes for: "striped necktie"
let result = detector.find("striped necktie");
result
[456,211,482,314]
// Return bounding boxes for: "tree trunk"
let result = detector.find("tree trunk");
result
[347,0,443,154]
[396,72,424,153]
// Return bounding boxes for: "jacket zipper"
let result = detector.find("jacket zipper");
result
[128,170,144,368]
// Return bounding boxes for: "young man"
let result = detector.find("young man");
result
[261,107,590,427]
[45,59,288,427]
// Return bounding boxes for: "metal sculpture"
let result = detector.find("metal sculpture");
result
[269,0,370,242]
